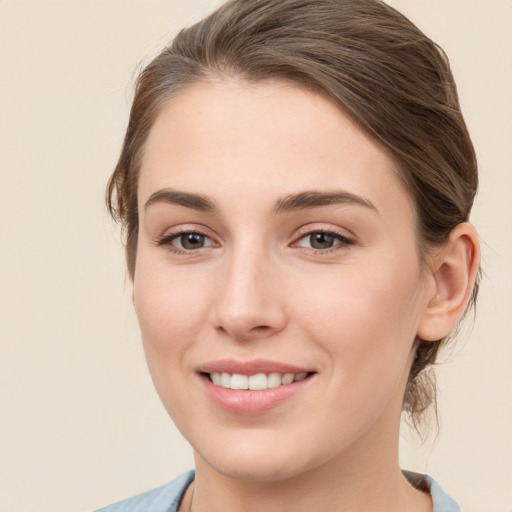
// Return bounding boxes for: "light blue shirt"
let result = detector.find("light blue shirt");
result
[94,470,460,512]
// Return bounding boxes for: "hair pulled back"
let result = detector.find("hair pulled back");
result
[107,0,479,423]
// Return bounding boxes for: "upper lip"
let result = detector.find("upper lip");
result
[198,359,314,375]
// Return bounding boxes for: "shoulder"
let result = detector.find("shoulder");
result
[403,470,461,512]
[93,470,195,512]
[423,474,461,512]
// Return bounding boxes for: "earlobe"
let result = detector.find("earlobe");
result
[417,222,480,342]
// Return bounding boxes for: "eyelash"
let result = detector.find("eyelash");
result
[154,228,355,255]
[292,229,355,254]
[154,229,215,255]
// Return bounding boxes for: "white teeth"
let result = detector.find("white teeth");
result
[281,373,295,385]
[230,374,249,389]
[209,371,310,390]
[267,372,282,388]
[221,372,231,388]
[249,373,267,390]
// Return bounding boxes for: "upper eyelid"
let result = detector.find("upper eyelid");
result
[294,232,353,245]
[293,225,355,241]
[153,227,216,248]
[297,228,349,237]
[155,224,215,239]
[161,230,211,240]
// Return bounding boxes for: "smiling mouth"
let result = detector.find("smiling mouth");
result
[204,371,313,390]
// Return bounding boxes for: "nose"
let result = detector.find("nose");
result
[211,248,287,342]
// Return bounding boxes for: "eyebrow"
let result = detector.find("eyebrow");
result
[144,189,219,213]
[144,188,379,215]
[274,190,379,214]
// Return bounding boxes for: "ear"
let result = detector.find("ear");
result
[417,222,480,342]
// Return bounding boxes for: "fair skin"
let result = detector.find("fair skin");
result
[133,80,479,512]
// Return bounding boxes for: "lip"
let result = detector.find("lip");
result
[197,359,315,415]
[198,358,313,375]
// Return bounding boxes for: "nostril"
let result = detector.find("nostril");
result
[251,325,272,333]
[213,300,287,340]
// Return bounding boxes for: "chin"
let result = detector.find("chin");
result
[204,455,306,483]
[192,430,327,483]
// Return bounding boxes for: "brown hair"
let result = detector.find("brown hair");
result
[107,0,479,423]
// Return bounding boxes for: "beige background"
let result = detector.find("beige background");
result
[0,1,510,511]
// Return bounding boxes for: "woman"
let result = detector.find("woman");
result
[96,0,480,510]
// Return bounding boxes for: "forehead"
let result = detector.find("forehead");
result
[139,79,414,219]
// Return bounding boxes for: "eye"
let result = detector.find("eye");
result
[294,230,354,251]
[156,231,216,252]
[175,233,208,250]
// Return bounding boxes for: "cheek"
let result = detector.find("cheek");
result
[132,259,221,431]
[292,253,425,378]
[133,257,215,377]
[285,260,425,445]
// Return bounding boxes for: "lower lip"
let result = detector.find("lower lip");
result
[199,374,313,415]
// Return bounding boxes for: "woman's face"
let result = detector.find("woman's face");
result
[134,80,433,481]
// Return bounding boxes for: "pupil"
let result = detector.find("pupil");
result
[311,233,334,249]
[182,233,204,249]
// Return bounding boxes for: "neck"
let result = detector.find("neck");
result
[187,416,432,512]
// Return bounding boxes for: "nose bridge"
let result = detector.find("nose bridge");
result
[213,239,286,340]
